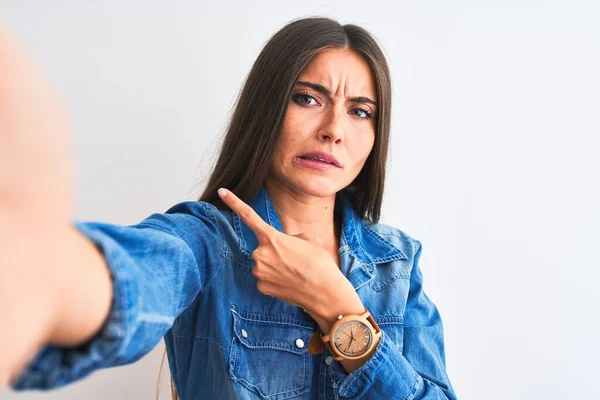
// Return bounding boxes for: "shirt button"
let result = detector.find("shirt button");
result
[325,356,334,365]
[295,338,305,348]
[241,329,248,338]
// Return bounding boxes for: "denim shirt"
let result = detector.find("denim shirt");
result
[11,185,457,399]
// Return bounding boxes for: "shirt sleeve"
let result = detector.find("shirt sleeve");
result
[9,201,222,391]
[328,239,458,399]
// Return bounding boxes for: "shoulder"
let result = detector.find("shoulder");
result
[138,200,223,244]
[164,200,218,219]
[156,200,220,224]
[363,219,421,258]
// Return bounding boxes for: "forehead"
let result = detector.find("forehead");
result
[297,48,376,98]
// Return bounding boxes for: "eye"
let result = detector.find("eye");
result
[292,92,320,106]
[350,108,373,119]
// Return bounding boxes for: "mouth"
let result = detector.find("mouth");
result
[297,151,342,168]
[295,156,340,170]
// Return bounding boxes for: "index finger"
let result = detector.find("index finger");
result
[218,188,274,239]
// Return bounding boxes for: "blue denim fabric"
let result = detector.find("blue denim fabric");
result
[10,185,457,399]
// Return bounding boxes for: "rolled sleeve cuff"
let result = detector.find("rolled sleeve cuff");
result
[10,221,141,390]
[328,331,420,399]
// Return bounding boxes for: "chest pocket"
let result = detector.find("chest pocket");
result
[228,307,314,399]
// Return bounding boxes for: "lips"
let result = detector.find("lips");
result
[297,151,341,168]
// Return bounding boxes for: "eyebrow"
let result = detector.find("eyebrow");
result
[295,80,377,107]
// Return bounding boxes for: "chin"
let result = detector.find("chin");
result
[267,168,350,198]
[290,177,344,198]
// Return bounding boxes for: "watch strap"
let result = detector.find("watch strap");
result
[307,328,326,354]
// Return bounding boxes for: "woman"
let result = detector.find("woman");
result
[0,17,457,399]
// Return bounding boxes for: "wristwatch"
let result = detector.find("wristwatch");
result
[308,309,381,361]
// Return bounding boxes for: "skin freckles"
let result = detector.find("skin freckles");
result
[263,48,377,253]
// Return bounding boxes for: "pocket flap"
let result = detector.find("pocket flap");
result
[231,308,315,355]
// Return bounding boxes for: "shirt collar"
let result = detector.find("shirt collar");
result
[233,185,407,266]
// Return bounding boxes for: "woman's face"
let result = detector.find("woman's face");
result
[268,48,377,198]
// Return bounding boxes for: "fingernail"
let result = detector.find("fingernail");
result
[218,188,227,197]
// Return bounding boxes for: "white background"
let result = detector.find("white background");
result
[2,1,599,399]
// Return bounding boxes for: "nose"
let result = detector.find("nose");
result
[318,107,344,144]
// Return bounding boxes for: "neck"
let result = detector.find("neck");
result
[263,177,341,248]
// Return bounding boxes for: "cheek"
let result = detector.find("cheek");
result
[274,130,298,160]
[282,102,322,137]
[277,113,313,155]
[351,132,375,163]
[273,117,304,166]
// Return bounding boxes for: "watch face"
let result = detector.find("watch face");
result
[333,320,373,357]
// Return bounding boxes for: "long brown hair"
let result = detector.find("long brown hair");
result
[157,16,393,400]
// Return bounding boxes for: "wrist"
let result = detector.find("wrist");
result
[308,308,382,372]
[309,293,364,334]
